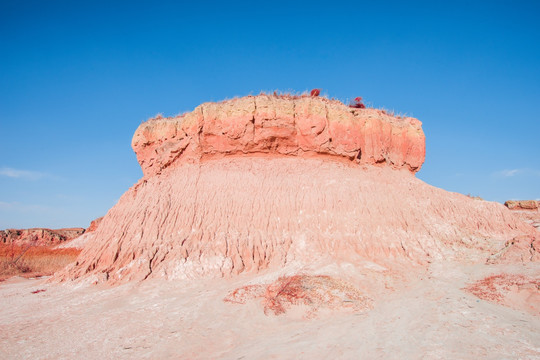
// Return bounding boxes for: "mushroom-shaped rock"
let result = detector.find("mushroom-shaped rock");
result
[56,95,538,285]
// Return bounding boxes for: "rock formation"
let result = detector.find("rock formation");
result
[504,200,540,231]
[86,216,104,233]
[0,228,85,247]
[56,95,539,284]
[505,200,539,211]
[131,95,425,177]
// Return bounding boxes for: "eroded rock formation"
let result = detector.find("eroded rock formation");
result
[86,217,104,233]
[132,95,426,177]
[504,200,540,231]
[505,200,539,211]
[56,95,538,284]
[0,228,85,247]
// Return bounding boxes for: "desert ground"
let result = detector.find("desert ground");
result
[1,260,539,359]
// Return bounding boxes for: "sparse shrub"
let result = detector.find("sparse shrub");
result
[206,90,376,112]
[349,97,366,109]
[380,109,395,116]
[466,194,483,200]
[266,90,310,100]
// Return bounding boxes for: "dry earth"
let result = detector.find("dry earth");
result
[1,261,539,359]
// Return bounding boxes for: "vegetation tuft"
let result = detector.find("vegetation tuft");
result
[349,97,366,109]
[310,88,321,97]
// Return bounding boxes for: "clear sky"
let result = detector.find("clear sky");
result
[1,0,539,229]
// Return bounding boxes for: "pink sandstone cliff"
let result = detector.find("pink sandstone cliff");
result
[56,95,539,284]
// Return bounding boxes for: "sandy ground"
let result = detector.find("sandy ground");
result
[1,262,539,360]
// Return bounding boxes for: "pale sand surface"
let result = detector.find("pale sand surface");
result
[1,262,539,359]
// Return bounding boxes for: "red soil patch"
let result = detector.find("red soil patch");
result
[467,274,540,301]
[466,273,540,315]
[0,245,80,281]
[225,274,372,317]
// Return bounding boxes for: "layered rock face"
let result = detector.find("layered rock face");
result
[57,95,538,284]
[132,95,426,177]
[0,228,85,247]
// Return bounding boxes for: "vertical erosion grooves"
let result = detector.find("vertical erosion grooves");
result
[55,158,536,285]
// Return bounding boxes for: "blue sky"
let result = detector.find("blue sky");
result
[1,0,539,229]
